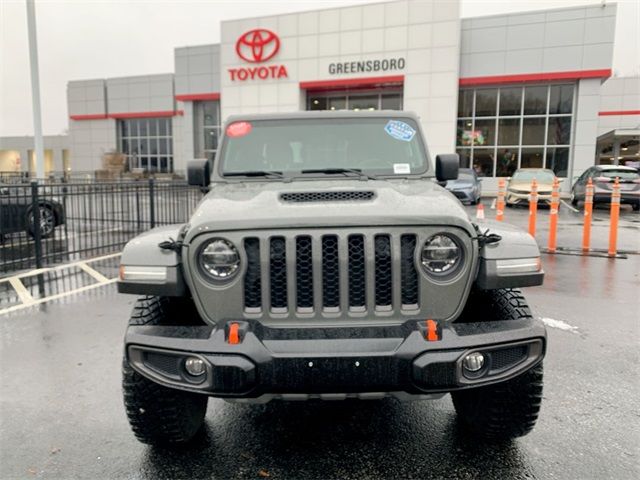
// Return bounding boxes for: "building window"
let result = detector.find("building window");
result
[307,90,403,111]
[194,101,221,161]
[456,84,575,177]
[118,118,173,173]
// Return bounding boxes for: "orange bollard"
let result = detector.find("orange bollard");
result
[582,178,594,252]
[496,178,506,221]
[476,202,485,219]
[608,177,621,257]
[528,178,538,237]
[547,177,560,252]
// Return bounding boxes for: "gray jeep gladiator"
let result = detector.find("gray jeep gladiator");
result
[118,111,546,446]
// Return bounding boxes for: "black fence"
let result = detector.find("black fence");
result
[0,179,203,275]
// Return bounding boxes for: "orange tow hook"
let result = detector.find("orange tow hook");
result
[228,322,240,345]
[425,319,441,342]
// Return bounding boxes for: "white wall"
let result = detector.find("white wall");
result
[68,119,117,171]
[597,76,640,135]
[460,3,616,78]
[175,44,221,96]
[219,0,461,157]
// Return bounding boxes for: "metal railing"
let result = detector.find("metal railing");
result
[0,179,203,275]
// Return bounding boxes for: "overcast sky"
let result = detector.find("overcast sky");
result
[1,0,638,137]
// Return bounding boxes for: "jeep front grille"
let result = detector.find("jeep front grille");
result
[242,231,420,315]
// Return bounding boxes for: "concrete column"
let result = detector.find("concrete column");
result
[613,139,620,165]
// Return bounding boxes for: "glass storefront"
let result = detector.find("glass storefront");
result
[194,101,221,161]
[118,118,173,173]
[456,84,575,177]
[596,133,640,167]
[307,90,403,111]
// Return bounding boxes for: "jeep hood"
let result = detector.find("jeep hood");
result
[184,179,474,241]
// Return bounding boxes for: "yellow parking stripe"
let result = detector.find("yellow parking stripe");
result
[8,277,35,306]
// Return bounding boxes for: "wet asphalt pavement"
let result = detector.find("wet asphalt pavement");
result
[1,206,639,479]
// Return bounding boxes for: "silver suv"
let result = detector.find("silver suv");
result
[118,111,546,446]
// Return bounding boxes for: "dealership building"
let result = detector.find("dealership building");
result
[1,0,638,192]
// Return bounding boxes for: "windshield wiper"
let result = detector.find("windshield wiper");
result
[300,168,377,180]
[224,170,285,179]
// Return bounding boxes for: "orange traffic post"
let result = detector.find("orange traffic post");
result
[496,178,506,221]
[547,177,560,252]
[608,177,621,257]
[528,178,538,237]
[582,178,594,252]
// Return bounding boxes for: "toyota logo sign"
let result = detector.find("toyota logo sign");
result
[235,29,280,63]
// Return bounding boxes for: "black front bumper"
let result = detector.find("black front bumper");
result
[125,319,546,398]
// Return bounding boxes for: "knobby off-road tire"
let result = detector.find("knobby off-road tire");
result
[451,288,544,441]
[122,296,208,446]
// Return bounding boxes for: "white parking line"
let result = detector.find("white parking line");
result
[540,317,580,333]
[0,253,121,316]
[0,279,118,315]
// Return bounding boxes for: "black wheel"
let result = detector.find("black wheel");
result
[633,203,639,212]
[122,296,208,446]
[452,288,544,441]
[27,205,56,238]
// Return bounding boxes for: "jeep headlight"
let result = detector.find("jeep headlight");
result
[421,234,462,275]
[199,239,240,280]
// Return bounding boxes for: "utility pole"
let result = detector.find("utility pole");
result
[26,0,45,179]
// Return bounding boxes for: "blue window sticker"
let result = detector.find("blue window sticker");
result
[384,120,416,142]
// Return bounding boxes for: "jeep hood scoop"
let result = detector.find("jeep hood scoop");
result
[184,179,474,241]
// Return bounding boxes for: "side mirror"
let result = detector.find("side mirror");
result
[187,158,210,187]
[435,154,459,182]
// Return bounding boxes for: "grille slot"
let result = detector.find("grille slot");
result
[244,238,262,310]
[269,237,288,311]
[281,191,374,203]
[322,235,340,310]
[374,235,393,309]
[348,235,366,309]
[295,236,314,310]
[400,235,419,307]
[491,346,528,371]
[144,352,181,378]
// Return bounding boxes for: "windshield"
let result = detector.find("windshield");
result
[599,169,639,180]
[219,117,428,177]
[512,170,555,182]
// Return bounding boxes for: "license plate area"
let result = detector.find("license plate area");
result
[269,356,404,393]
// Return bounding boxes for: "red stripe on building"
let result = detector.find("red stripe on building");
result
[108,110,180,119]
[598,110,640,116]
[69,114,108,120]
[459,69,612,86]
[300,75,405,91]
[69,111,183,120]
[175,92,220,101]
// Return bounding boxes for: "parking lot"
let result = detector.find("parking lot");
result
[0,204,638,479]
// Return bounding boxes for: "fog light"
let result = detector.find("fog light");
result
[184,357,206,376]
[462,352,485,373]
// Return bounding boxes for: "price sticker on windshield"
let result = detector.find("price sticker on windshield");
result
[384,120,416,142]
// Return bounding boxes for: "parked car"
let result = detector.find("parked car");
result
[118,111,546,447]
[506,168,558,207]
[0,183,65,239]
[445,168,481,204]
[571,165,640,211]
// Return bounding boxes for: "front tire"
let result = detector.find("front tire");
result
[122,296,208,446]
[452,288,544,441]
[122,358,208,446]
